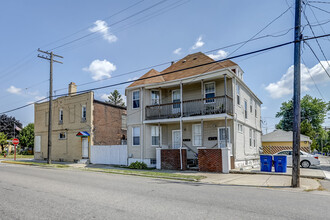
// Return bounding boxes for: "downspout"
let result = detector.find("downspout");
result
[180,82,183,170]
[140,87,143,162]
[224,74,228,149]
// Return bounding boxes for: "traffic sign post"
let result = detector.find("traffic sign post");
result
[12,138,19,161]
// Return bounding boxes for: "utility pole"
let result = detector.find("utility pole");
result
[292,0,302,188]
[37,49,63,164]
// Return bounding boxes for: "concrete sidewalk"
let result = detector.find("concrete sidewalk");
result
[2,159,323,191]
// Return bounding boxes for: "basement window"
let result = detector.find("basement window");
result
[59,132,66,140]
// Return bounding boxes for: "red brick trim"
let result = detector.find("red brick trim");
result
[161,149,187,170]
[198,148,222,172]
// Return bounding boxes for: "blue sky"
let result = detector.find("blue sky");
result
[0,0,329,131]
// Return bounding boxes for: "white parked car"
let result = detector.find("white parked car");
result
[274,150,320,168]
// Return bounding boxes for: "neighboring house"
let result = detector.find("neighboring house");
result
[125,52,262,169]
[262,129,312,154]
[34,82,127,162]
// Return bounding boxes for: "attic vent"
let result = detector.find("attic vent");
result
[182,60,186,63]
[193,57,197,60]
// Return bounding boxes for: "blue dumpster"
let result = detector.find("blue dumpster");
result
[273,155,287,173]
[260,155,272,172]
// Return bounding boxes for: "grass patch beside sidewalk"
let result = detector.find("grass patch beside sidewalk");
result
[0,155,34,159]
[1,160,205,182]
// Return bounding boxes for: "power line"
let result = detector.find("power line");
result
[304,41,330,78]
[228,4,293,56]
[303,8,330,68]
[307,3,330,14]
[308,1,330,4]
[40,0,145,50]
[48,0,168,51]
[2,33,330,115]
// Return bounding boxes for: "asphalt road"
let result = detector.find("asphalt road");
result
[1,163,330,220]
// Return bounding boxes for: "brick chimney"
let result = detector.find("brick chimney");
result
[68,82,77,96]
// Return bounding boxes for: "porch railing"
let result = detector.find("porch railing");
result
[145,96,233,120]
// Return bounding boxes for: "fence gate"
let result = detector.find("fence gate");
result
[90,145,127,166]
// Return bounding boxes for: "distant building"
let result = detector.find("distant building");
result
[34,82,127,162]
[262,129,311,154]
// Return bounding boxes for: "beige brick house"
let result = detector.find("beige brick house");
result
[125,52,262,170]
[34,83,127,162]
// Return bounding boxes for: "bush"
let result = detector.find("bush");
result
[128,161,148,169]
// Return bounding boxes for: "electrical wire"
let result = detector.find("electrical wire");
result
[304,41,330,78]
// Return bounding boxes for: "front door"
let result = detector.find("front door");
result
[218,127,230,148]
[82,138,89,158]
[172,130,181,149]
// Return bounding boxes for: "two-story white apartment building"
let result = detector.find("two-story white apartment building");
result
[125,52,262,171]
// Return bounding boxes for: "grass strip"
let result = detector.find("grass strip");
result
[1,160,205,182]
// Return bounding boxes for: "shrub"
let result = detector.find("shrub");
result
[128,161,148,169]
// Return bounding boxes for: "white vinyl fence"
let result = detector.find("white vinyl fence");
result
[90,145,127,166]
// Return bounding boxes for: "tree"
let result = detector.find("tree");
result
[0,132,7,152]
[0,114,22,139]
[18,123,34,150]
[276,95,330,151]
[107,90,125,106]
[276,95,329,131]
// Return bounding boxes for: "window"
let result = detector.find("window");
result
[82,105,86,121]
[218,127,230,148]
[35,136,41,152]
[59,132,66,140]
[192,124,202,146]
[255,102,257,117]
[253,130,256,147]
[59,109,63,123]
[236,84,240,105]
[151,91,160,105]
[250,97,253,113]
[150,159,157,165]
[204,82,215,103]
[132,127,140,146]
[133,90,140,109]
[151,126,160,146]
[238,124,243,133]
[172,89,181,109]
[244,100,248,119]
[121,114,127,130]
[249,129,252,147]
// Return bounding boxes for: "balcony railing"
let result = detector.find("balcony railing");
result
[145,96,233,120]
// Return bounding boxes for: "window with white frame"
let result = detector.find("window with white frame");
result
[253,130,256,147]
[59,132,66,140]
[236,84,240,105]
[151,90,160,105]
[204,82,215,103]
[192,124,202,146]
[250,97,253,113]
[172,89,181,109]
[238,123,243,133]
[244,100,248,119]
[132,90,140,109]
[132,127,140,146]
[249,128,252,147]
[151,126,160,146]
[82,105,86,121]
[59,109,63,123]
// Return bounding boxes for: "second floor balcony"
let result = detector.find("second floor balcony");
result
[145,95,233,120]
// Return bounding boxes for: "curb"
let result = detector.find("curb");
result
[230,170,326,180]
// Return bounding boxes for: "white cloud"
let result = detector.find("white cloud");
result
[261,106,267,110]
[128,76,138,81]
[83,59,116,81]
[208,50,228,60]
[191,36,204,50]
[265,61,330,99]
[173,48,182,55]
[89,20,117,43]
[7,86,22,95]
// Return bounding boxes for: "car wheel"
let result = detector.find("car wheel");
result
[301,160,310,168]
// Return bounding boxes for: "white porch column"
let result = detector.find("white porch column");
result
[201,119,204,147]
[180,81,183,170]
[221,147,231,173]
[224,74,228,149]
[156,148,161,169]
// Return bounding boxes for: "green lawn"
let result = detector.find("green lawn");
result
[0,155,34,159]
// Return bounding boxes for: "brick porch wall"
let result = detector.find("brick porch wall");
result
[198,149,222,172]
[161,149,187,170]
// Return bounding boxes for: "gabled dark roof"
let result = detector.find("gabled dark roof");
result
[93,99,126,110]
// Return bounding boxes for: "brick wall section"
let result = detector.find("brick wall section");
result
[161,149,187,170]
[93,100,127,145]
[263,146,310,154]
[198,149,222,172]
